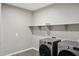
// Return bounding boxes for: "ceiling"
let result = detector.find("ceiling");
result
[8,3,53,11]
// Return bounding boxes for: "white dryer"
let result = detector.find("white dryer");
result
[58,40,79,56]
[39,38,61,56]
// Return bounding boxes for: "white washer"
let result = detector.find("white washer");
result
[39,38,61,56]
[58,40,79,56]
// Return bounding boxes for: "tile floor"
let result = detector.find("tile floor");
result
[13,49,39,56]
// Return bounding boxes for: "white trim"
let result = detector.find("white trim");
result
[5,47,39,56]
[32,47,39,51]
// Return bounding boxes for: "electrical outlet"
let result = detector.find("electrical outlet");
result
[78,39,79,42]
[16,33,19,36]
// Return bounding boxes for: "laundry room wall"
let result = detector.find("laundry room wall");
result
[0,3,2,55]
[1,3,33,55]
[0,3,1,41]
[33,3,79,49]
[0,3,1,24]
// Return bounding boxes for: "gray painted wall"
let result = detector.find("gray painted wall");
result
[0,3,1,41]
[0,3,1,39]
[1,4,33,55]
[33,3,79,49]
[33,3,79,25]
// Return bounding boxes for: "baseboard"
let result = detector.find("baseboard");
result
[5,47,39,56]
[32,47,39,51]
